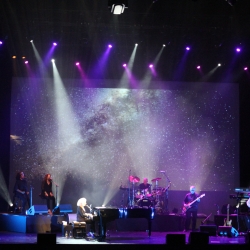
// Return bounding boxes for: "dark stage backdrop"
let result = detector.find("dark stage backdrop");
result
[9,77,239,211]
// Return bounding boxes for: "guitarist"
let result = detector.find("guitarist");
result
[183,186,200,232]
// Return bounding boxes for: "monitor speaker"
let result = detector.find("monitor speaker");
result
[218,226,239,237]
[37,233,56,245]
[26,205,48,215]
[166,234,185,245]
[59,204,73,213]
[188,232,209,245]
[200,225,217,236]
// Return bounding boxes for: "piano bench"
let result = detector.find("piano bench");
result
[67,213,77,224]
[72,221,86,239]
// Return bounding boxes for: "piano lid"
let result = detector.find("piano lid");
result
[230,193,249,199]
[235,188,250,193]
[94,206,118,210]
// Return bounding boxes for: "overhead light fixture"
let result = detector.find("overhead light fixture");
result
[225,0,238,6]
[108,0,128,15]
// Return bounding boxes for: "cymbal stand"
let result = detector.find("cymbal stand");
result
[155,180,160,206]
[132,181,135,207]
[121,190,125,208]
[128,170,132,207]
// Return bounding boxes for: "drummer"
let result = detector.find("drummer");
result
[139,178,151,196]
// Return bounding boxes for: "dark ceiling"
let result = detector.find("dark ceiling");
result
[0,0,250,80]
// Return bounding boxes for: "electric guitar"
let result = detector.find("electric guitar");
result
[182,194,205,214]
[223,204,232,226]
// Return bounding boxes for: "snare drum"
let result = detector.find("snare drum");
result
[141,188,152,198]
[138,198,152,207]
[135,190,143,199]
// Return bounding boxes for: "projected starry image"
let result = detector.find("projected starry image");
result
[9,78,239,207]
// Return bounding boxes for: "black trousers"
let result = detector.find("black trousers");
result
[43,195,56,210]
[14,193,27,214]
[185,209,198,231]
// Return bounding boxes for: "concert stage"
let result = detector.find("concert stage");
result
[0,213,66,233]
[1,212,250,249]
[0,212,188,234]
[0,231,249,250]
[1,212,249,234]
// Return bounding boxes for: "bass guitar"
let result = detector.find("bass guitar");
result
[223,204,232,226]
[182,193,205,214]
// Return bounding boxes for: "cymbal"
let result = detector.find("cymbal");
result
[151,177,161,182]
[129,175,140,182]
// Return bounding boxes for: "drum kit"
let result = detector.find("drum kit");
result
[121,175,167,212]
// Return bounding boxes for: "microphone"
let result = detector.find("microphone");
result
[86,204,92,212]
[50,179,59,187]
[160,171,165,173]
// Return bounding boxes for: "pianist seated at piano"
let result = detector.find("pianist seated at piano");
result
[77,197,96,235]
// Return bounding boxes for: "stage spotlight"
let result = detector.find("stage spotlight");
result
[53,42,57,46]
[197,65,201,69]
[149,64,153,68]
[244,67,248,71]
[236,47,241,52]
[163,44,166,47]
[225,0,238,6]
[8,204,15,213]
[0,41,3,45]
[135,43,138,46]
[12,56,16,59]
[108,44,112,48]
[25,61,28,64]
[76,62,80,66]
[218,63,221,67]
[123,64,127,67]
[51,59,55,62]
[108,0,128,14]
[30,40,33,43]
[186,46,190,51]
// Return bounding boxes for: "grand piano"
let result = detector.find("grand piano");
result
[93,206,155,240]
[229,188,250,214]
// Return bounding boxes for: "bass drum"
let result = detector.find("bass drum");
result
[138,198,153,207]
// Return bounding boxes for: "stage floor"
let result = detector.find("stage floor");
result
[0,230,248,249]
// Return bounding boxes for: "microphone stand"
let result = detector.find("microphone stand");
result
[236,194,240,232]
[51,180,59,206]
[201,213,212,225]
[85,204,92,213]
[161,171,171,214]
[29,185,34,208]
[55,183,59,206]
